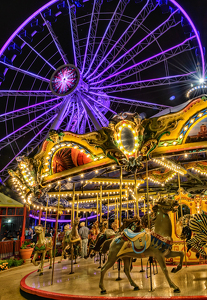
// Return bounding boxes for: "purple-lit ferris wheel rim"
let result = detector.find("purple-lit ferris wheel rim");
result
[50,64,80,96]
[0,0,205,80]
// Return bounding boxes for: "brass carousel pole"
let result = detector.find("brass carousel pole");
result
[100,184,102,223]
[127,189,129,219]
[134,171,139,217]
[178,173,183,218]
[51,183,61,285]
[70,183,76,275]
[146,158,150,229]
[119,166,123,228]
[107,192,109,227]
[96,193,99,222]
[178,172,187,267]
[146,157,153,291]
[72,183,75,226]
[77,194,79,217]
[44,195,49,230]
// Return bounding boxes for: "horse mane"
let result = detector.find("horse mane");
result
[120,215,141,232]
[141,210,156,230]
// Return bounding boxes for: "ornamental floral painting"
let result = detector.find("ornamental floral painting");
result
[185,117,207,143]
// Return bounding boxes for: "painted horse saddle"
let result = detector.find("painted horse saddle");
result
[122,229,151,254]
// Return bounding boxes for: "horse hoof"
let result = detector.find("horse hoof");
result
[101,290,107,294]
[58,261,61,263]
[174,288,181,293]
[49,266,52,269]
[171,268,176,273]
[37,269,40,272]
[134,287,139,291]
[39,272,43,276]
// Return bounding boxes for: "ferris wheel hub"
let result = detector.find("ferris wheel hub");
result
[50,64,80,96]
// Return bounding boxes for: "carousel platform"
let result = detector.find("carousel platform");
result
[20,258,207,300]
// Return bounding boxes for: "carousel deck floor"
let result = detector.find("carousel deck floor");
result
[20,258,207,300]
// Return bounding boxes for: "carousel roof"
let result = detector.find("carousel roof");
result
[0,193,24,207]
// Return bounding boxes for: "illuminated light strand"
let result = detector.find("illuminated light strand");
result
[186,85,207,98]
[191,167,207,177]
[116,122,139,156]
[153,158,186,176]
[43,141,107,176]
[147,172,176,186]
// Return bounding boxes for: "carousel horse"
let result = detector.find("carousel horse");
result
[64,217,82,259]
[32,224,53,275]
[86,220,109,258]
[99,197,184,294]
[179,212,207,258]
[101,216,141,255]
[88,220,100,251]
[58,224,71,262]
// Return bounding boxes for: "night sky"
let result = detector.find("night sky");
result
[0,0,207,51]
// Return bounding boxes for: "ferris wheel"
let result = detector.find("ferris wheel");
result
[0,0,205,180]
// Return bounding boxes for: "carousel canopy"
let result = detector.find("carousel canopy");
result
[0,193,24,207]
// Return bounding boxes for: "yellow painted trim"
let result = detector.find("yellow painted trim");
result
[43,158,114,183]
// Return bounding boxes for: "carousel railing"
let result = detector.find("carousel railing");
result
[0,239,30,259]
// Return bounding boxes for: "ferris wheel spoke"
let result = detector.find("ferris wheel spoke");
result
[40,12,69,65]
[87,0,158,80]
[81,102,92,132]
[77,109,85,134]
[0,90,54,97]
[0,97,61,122]
[88,91,170,110]
[17,34,56,71]
[0,60,50,83]
[0,101,62,143]
[94,107,109,127]
[91,35,196,86]
[67,1,82,69]
[70,108,82,133]
[83,92,116,115]
[65,102,75,131]
[83,0,129,79]
[81,97,102,130]
[91,73,194,93]
[76,103,81,134]
[79,116,87,135]
[0,116,55,151]
[89,9,182,83]
[62,100,72,122]
[82,0,102,75]
[0,113,57,173]
[50,95,71,130]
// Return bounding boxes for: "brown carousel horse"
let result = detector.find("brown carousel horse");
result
[64,217,82,258]
[58,224,71,262]
[99,198,184,294]
[86,220,109,259]
[32,224,53,275]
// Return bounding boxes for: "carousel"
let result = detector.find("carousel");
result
[1,0,207,298]
[6,94,207,299]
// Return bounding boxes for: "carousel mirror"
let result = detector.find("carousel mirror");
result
[121,127,135,152]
